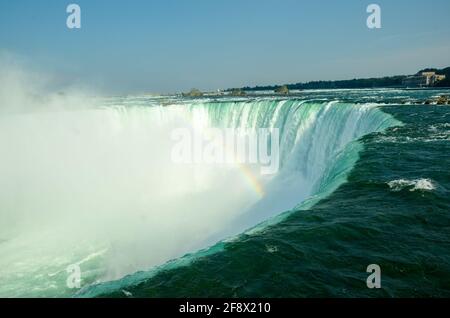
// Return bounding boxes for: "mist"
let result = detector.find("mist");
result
[0,56,264,296]
[0,55,397,297]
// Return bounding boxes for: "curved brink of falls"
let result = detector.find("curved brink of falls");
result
[0,99,400,297]
[77,100,400,297]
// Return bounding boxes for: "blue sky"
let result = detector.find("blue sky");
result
[1,0,450,93]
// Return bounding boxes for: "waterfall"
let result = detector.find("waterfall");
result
[0,98,400,297]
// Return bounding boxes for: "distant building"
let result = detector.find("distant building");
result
[402,71,446,88]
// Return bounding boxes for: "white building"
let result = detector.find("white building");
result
[402,71,446,88]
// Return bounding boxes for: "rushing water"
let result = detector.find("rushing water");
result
[0,89,449,297]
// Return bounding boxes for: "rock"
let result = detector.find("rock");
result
[436,95,449,105]
[230,89,246,96]
[274,85,289,95]
[182,88,203,97]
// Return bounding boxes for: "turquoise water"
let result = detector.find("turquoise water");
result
[113,104,450,298]
[1,89,449,297]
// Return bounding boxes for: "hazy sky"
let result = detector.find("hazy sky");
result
[1,0,450,93]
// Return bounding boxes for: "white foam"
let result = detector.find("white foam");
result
[388,178,436,192]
